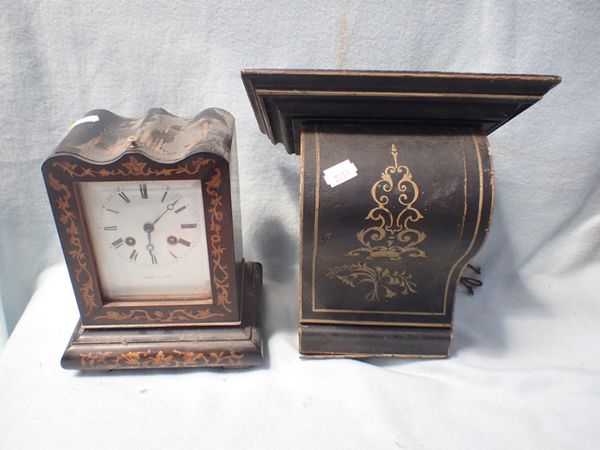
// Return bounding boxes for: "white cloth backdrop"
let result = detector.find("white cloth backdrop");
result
[1,1,599,449]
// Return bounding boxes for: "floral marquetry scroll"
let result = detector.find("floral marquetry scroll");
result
[94,308,224,322]
[78,349,246,370]
[45,153,235,325]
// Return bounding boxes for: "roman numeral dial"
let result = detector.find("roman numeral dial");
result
[95,181,203,268]
[80,179,211,301]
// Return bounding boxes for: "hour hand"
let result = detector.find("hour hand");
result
[143,225,157,264]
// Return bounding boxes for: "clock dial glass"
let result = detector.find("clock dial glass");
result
[78,179,212,303]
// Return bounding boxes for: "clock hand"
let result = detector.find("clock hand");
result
[142,195,179,263]
[151,198,180,226]
[143,223,157,264]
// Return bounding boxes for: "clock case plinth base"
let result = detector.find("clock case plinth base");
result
[61,261,263,371]
[300,324,451,359]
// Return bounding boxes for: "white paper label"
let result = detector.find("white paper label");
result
[323,159,358,188]
[69,115,100,129]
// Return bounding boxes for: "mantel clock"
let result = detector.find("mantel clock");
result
[42,108,262,370]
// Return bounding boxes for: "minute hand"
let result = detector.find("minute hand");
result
[151,198,180,226]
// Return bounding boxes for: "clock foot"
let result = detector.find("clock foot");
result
[61,261,263,371]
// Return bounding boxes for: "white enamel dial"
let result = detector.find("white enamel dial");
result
[78,179,212,302]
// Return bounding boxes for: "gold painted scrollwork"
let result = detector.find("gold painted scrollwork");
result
[327,263,417,302]
[347,144,427,260]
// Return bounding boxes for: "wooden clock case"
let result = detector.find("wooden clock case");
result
[42,108,262,370]
[242,69,560,359]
